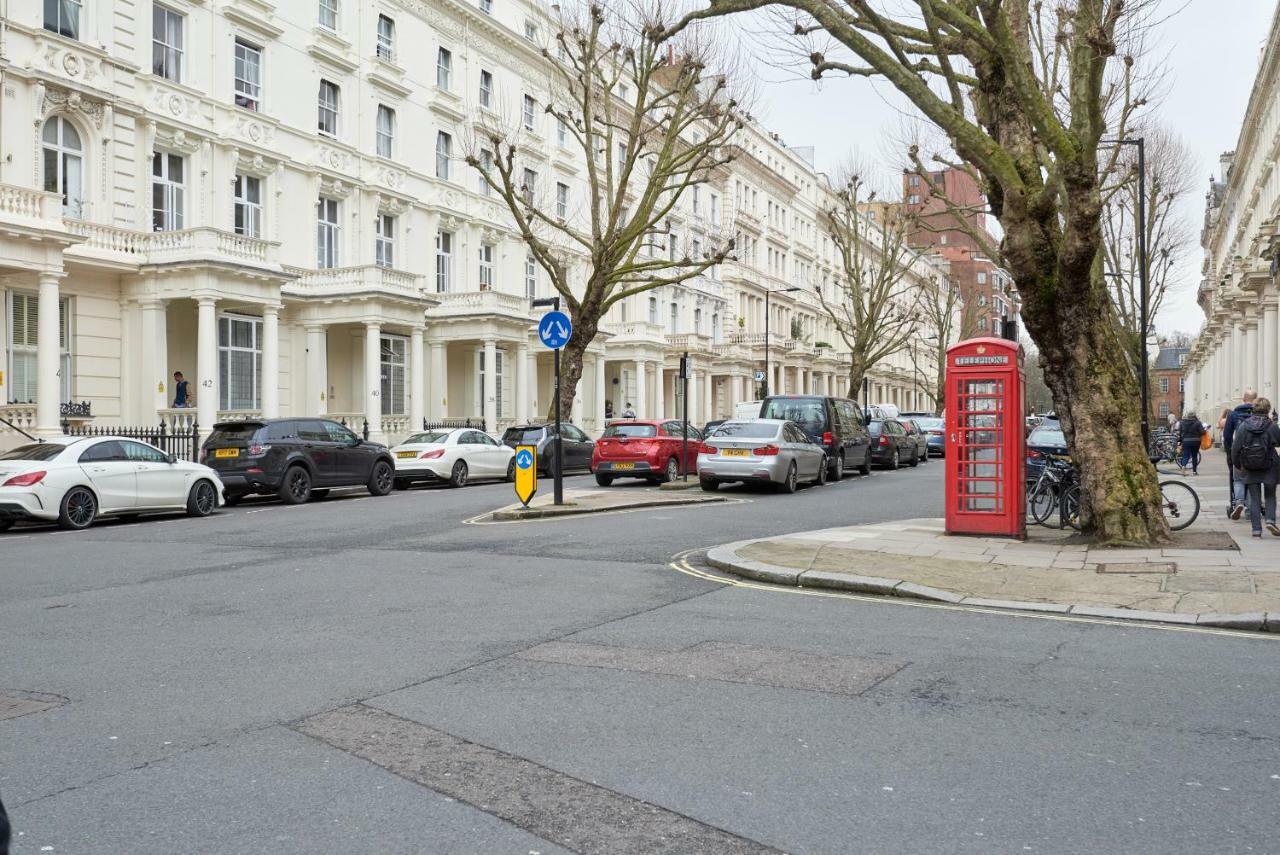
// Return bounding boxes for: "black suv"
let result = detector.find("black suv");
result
[202,418,396,504]
[500,423,594,476]
[758,395,872,479]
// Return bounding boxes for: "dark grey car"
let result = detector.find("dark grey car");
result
[500,423,594,475]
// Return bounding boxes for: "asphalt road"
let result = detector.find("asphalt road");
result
[2,458,1278,854]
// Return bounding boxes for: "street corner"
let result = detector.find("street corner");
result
[478,484,734,523]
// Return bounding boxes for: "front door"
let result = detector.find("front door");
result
[77,440,137,511]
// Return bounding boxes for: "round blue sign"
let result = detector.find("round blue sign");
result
[516,449,534,469]
[537,311,573,350]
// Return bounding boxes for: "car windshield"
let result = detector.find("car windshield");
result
[868,421,884,433]
[503,428,545,444]
[603,424,657,438]
[710,421,780,439]
[0,443,66,461]
[760,398,824,433]
[207,424,263,444]
[1030,427,1066,446]
[915,417,944,430]
[404,432,450,445]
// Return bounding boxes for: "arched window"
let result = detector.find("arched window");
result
[42,117,83,218]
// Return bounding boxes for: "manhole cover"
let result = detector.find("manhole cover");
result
[0,691,67,721]
[1097,562,1177,575]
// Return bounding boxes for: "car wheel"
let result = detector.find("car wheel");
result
[0,519,14,532]
[278,466,312,505]
[662,457,679,484]
[506,459,517,482]
[815,460,828,486]
[829,451,844,481]
[595,472,614,487]
[57,486,98,530]
[368,460,394,496]
[778,462,798,494]
[888,449,899,470]
[919,447,928,464]
[909,448,920,467]
[449,460,468,488]
[699,478,719,492]
[186,480,217,517]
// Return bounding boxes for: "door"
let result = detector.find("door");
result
[476,431,509,476]
[954,378,1006,514]
[562,425,592,469]
[837,400,867,465]
[122,440,186,507]
[323,420,367,484]
[460,431,493,476]
[76,440,137,511]
[297,419,339,484]
[787,423,822,479]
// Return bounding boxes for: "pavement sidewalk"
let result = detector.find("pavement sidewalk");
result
[706,481,1280,631]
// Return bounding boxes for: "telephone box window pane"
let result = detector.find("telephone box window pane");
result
[955,377,1005,514]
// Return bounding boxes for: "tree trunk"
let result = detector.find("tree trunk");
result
[549,307,599,425]
[933,350,946,416]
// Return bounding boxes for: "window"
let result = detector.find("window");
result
[437,47,452,90]
[316,198,340,268]
[42,117,83,218]
[478,149,493,195]
[669,302,679,333]
[710,193,719,226]
[6,291,71,404]
[908,194,920,205]
[318,0,338,31]
[556,182,568,219]
[909,174,920,187]
[1158,402,1170,419]
[692,238,702,259]
[616,141,626,173]
[218,315,261,411]
[478,349,507,420]
[479,0,492,13]
[233,174,262,238]
[234,39,262,111]
[317,80,339,136]
[380,335,406,415]
[978,294,987,307]
[977,317,987,331]
[151,151,184,231]
[376,105,395,158]
[522,168,537,206]
[435,131,451,179]
[694,307,702,333]
[44,0,80,38]
[557,117,568,147]
[375,214,395,268]
[524,19,538,41]
[121,440,168,463]
[1159,377,1170,394]
[692,186,700,216]
[976,271,987,284]
[152,5,184,82]
[478,243,494,289]
[648,296,658,324]
[525,254,537,299]
[436,231,453,292]
[523,94,536,131]
[479,69,493,108]
[376,15,394,60]
[1178,353,1188,366]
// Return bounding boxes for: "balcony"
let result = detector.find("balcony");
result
[606,321,668,343]
[665,333,714,354]
[427,289,531,320]
[0,184,66,231]
[285,264,424,301]
[65,222,282,271]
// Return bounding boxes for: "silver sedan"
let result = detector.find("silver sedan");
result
[696,419,828,493]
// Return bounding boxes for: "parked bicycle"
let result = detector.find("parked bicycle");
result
[1027,458,1200,532]
[1149,429,1179,464]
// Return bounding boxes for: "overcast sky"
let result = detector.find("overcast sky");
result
[747,1,1277,335]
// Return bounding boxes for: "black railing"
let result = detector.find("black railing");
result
[335,417,372,441]
[62,418,202,462]
[421,417,486,432]
[60,401,92,419]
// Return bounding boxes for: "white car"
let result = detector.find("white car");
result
[0,436,224,531]
[389,428,515,488]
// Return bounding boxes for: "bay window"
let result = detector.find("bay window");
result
[218,315,261,411]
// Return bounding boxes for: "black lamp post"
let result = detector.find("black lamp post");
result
[1102,136,1149,449]
[763,286,800,398]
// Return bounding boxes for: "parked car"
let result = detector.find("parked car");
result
[899,411,934,420]
[500,422,594,476]
[868,419,920,469]
[734,400,762,420]
[903,419,931,463]
[201,418,395,504]
[591,420,702,485]
[0,436,223,531]
[1026,417,1068,482]
[912,416,946,456]
[758,395,871,479]
[871,403,901,419]
[696,419,827,493]
[702,419,727,438]
[390,428,515,488]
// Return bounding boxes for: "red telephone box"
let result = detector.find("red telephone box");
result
[945,338,1026,538]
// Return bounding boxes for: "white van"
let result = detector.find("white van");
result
[870,403,900,420]
[734,400,762,420]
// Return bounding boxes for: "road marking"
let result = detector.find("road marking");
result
[667,552,1280,642]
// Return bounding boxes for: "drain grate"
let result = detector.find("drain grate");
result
[0,691,67,721]
[1097,562,1177,575]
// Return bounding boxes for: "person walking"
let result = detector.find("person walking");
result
[1222,389,1257,519]
[172,370,191,408]
[1177,411,1205,474]
[1229,396,1280,538]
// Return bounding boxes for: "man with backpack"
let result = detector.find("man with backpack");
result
[1222,389,1257,519]
[1229,396,1280,537]
[1177,411,1206,474]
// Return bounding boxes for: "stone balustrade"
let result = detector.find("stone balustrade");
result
[286,264,423,299]
[0,184,62,226]
[65,222,280,267]
[429,289,531,318]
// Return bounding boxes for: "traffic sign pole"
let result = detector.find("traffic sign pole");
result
[532,299,570,506]
[553,345,563,505]
[680,352,689,482]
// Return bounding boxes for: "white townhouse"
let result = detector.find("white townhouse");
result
[0,0,944,450]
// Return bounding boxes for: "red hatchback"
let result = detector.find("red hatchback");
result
[592,420,702,485]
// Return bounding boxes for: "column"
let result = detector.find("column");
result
[516,341,530,423]
[305,324,328,416]
[703,372,713,420]
[1232,318,1245,398]
[774,362,784,396]
[1263,299,1279,399]
[728,372,741,412]
[196,296,219,431]
[654,364,665,420]
[483,339,498,430]
[429,341,447,419]
[1243,319,1259,393]
[35,272,63,435]
[595,355,606,429]
[139,298,169,419]
[365,322,382,439]
[687,370,698,424]
[633,359,646,418]
[527,347,539,419]
[410,325,426,429]
[261,304,280,418]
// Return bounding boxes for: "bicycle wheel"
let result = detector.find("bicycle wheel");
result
[1029,482,1058,525]
[1059,483,1082,530]
[1158,480,1200,532]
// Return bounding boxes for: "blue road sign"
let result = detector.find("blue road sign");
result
[537,311,572,349]
[516,448,534,469]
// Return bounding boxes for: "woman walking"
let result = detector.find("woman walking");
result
[1177,411,1206,474]
[1229,397,1280,538]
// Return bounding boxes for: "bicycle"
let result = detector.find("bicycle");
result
[1057,477,1200,532]
[1149,430,1179,464]
[1026,457,1075,526]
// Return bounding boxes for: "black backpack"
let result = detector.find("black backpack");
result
[1236,423,1273,471]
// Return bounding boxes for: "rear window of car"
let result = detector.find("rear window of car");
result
[207,424,265,445]
[404,432,450,445]
[760,398,826,433]
[503,427,544,444]
[1030,427,1066,446]
[710,421,780,439]
[915,418,944,430]
[0,443,65,461]
[604,424,657,438]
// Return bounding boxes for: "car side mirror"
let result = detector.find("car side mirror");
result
[349,437,362,446]
[166,454,178,464]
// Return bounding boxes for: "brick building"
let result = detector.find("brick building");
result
[1151,345,1190,424]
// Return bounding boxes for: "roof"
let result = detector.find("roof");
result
[1152,346,1190,371]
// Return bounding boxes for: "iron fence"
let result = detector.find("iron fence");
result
[62,418,202,462]
[421,417,486,432]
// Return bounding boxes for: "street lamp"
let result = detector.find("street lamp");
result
[1102,136,1150,448]
[763,286,800,398]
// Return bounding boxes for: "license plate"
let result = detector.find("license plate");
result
[613,462,636,470]
[396,450,418,459]
[214,448,239,458]
[722,449,750,457]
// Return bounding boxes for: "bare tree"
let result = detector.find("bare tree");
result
[467,2,744,420]
[910,272,974,414]
[815,174,921,399]
[669,1,1172,543]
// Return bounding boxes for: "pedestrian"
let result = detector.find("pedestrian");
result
[1167,411,1178,431]
[1222,389,1257,519]
[172,370,191,408]
[622,402,636,419]
[1229,396,1280,538]
[1177,411,1205,474]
